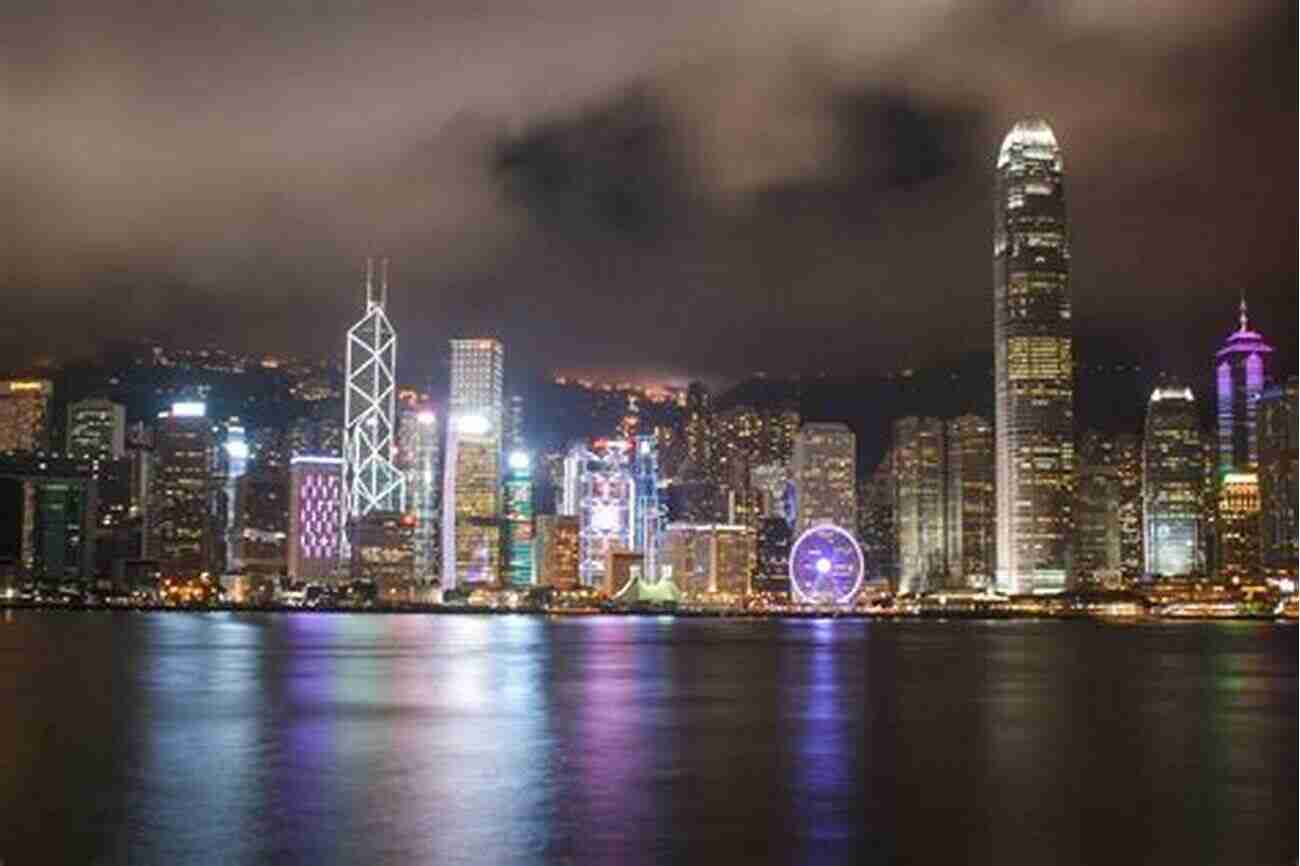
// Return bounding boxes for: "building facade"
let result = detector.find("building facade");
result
[0,454,97,581]
[893,417,946,595]
[535,515,579,590]
[0,380,53,453]
[792,423,856,537]
[504,451,535,587]
[288,456,344,580]
[661,523,754,596]
[1143,386,1204,578]
[152,402,214,577]
[66,398,126,460]
[993,118,1074,595]
[1257,378,1297,580]
[442,419,501,589]
[398,404,440,579]
[443,339,505,590]
[946,415,995,589]
[1216,473,1260,581]
[1214,301,1273,474]
[576,441,636,588]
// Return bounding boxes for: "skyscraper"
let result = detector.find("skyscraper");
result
[504,450,535,587]
[1217,473,1260,582]
[1074,432,1123,585]
[858,452,897,589]
[443,339,505,590]
[0,380,53,453]
[398,403,440,579]
[893,417,945,595]
[1257,378,1296,581]
[153,401,213,577]
[449,339,504,444]
[66,398,126,460]
[343,259,405,551]
[441,415,501,590]
[945,415,995,589]
[1214,299,1273,474]
[535,515,579,590]
[1143,386,1204,578]
[792,423,856,536]
[576,440,636,588]
[993,118,1074,595]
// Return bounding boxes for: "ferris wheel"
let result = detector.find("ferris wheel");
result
[788,524,865,605]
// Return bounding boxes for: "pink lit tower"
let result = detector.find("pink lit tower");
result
[1214,296,1274,475]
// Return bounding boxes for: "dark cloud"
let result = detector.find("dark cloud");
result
[0,0,1293,386]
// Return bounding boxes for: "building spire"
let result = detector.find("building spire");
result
[364,257,375,306]
[380,257,389,308]
[1238,290,1249,332]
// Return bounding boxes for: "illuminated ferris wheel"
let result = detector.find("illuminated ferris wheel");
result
[788,524,865,605]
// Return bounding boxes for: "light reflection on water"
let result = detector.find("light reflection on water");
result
[0,614,1292,865]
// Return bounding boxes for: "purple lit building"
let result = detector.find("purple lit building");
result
[289,456,344,581]
[1214,300,1273,475]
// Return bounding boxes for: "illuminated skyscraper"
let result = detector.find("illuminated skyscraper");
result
[792,423,856,537]
[576,440,636,588]
[661,523,754,596]
[945,415,995,589]
[441,415,501,590]
[1257,378,1297,580]
[1143,386,1204,578]
[343,259,405,549]
[289,456,344,580]
[1073,432,1123,585]
[504,450,535,587]
[443,339,505,590]
[449,339,504,445]
[683,382,716,482]
[535,515,579,590]
[1214,299,1273,474]
[858,452,897,588]
[153,401,214,576]
[398,403,440,578]
[1217,472,1260,581]
[893,417,945,595]
[993,118,1074,594]
[66,398,126,460]
[632,434,661,579]
[0,380,53,453]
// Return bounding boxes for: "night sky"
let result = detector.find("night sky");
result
[4,0,1295,385]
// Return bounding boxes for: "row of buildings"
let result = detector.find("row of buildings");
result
[0,120,1294,600]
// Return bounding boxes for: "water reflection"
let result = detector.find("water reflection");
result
[0,614,1290,865]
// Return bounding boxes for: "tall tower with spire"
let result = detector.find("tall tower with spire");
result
[993,118,1074,595]
[342,258,405,554]
[1214,296,1274,474]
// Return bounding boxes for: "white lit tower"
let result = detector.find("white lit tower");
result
[993,118,1074,595]
[342,258,406,553]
